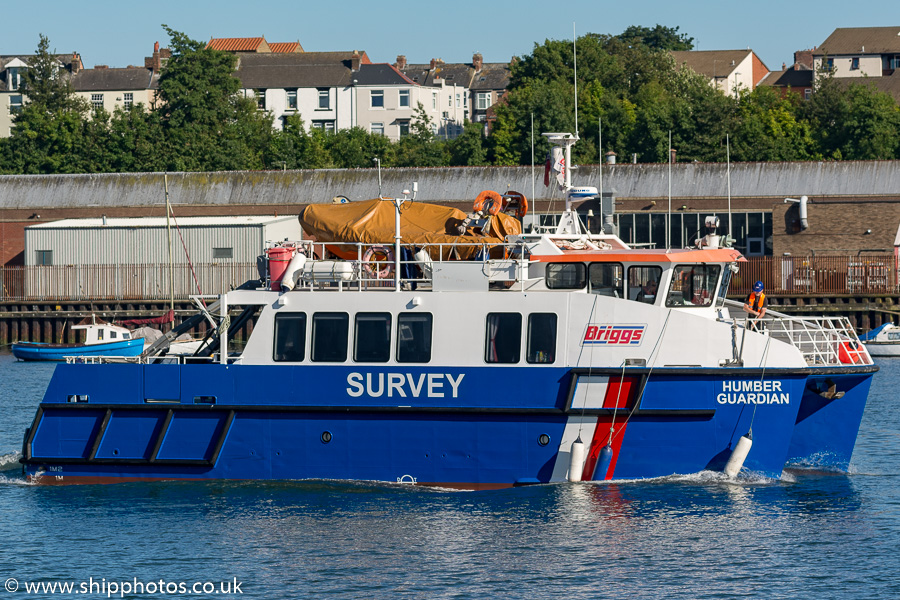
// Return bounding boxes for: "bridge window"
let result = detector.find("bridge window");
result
[311,312,349,362]
[397,313,433,363]
[527,313,557,364]
[665,265,721,307]
[589,263,624,297]
[628,266,662,304]
[274,312,307,362]
[485,313,521,364]
[354,312,392,362]
[546,263,586,289]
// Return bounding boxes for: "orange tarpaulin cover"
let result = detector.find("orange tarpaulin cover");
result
[299,199,521,259]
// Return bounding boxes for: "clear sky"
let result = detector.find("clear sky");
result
[3,0,898,72]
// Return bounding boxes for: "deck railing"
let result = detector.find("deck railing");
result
[720,300,872,366]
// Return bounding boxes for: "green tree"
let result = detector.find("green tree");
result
[447,121,488,165]
[394,103,447,167]
[615,25,694,51]
[156,26,273,171]
[18,34,86,113]
[732,86,816,161]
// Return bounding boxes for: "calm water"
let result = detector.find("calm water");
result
[1,351,898,599]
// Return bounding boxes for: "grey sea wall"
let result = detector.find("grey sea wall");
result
[2,160,899,210]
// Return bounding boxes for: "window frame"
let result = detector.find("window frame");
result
[399,89,410,108]
[311,312,349,362]
[588,262,625,298]
[353,312,392,363]
[545,263,587,290]
[526,313,557,364]
[370,89,384,109]
[286,88,298,110]
[485,312,522,364]
[256,89,266,109]
[664,264,722,308]
[396,312,433,363]
[317,88,329,110]
[476,92,490,110]
[628,266,662,304]
[370,122,384,136]
[273,312,307,362]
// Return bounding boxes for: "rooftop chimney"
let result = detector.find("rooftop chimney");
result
[71,52,81,74]
[429,58,437,70]
[351,50,360,71]
[395,55,407,69]
[473,52,484,71]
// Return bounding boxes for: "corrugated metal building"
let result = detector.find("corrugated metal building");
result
[24,216,301,266]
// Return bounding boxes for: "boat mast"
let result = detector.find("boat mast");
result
[164,173,175,323]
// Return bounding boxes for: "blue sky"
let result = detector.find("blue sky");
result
[4,1,898,71]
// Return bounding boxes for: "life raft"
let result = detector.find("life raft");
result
[505,190,529,219]
[362,245,394,279]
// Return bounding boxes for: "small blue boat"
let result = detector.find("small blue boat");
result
[12,315,144,361]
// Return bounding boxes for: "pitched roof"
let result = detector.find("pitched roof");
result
[469,63,510,90]
[354,63,417,86]
[0,54,83,92]
[71,67,158,91]
[207,37,271,52]
[757,68,813,89]
[234,52,354,88]
[816,27,900,56]
[269,42,303,53]
[670,49,752,78]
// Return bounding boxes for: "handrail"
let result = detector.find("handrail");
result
[720,299,872,366]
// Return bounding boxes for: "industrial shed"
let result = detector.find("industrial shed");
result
[18,216,301,300]
[24,215,301,266]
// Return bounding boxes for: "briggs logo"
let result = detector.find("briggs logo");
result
[582,324,646,346]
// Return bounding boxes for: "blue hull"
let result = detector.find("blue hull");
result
[785,371,874,470]
[18,363,857,487]
[12,338,144,362]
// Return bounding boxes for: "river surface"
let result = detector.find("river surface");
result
[0,351,898,599]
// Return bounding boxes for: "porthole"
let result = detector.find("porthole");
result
[538,434,551,447]
[321,431,333,444]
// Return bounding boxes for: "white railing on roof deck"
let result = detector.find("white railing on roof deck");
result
[720,300,872,367]
[267,240,534,292]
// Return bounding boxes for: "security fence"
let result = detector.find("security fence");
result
[730,255,897,296]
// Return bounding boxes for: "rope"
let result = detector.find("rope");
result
[166,204,203,298]
[748,333,773,436]
[612,309,673,442]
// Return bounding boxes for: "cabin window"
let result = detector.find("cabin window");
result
[311,312,348,362]
[274,312,307,362]
[545,263,586,289]
[485,313,521,364]
[397,313,433,363]
[665,265,722,307]
[628,266,662,304]
[527,313,557,364]
[354,312,392,362]
[97,329,105,341]
[110,330,117,339]
[716,267,733,308]
[589,263,624,297]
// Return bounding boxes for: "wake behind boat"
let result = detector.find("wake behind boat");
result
[17,133,877,487]
[11,315,143,362]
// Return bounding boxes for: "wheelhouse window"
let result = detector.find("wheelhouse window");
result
[589,263,624,297]
[628,266,662,304]
[485,313,521,364]
[527,313,557,364]
[354,312,391,362]
[274,313,306,362]
[546,263,586,290]
[397,313,433,363]
[311,312,349,362]
[665,265,721,307]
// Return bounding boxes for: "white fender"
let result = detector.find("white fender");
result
[724,434,753,477]
[280,252,307,291]
[414,249,433,280]
[568,437,586,482]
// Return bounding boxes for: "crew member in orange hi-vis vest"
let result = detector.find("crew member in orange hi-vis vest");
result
[743,281,767,330]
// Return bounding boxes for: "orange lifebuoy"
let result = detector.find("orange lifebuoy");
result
[362,245,394,279]
[473,190,502,216]
[505,190,529,219]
